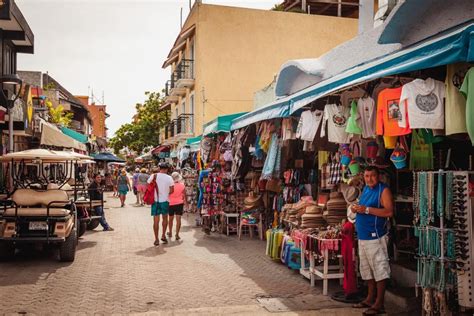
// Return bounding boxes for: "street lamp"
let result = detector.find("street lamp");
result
[0,74,23,153]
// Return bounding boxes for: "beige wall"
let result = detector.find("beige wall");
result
[167,3,358,136]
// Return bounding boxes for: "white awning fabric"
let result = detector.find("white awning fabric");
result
[40,121,87,152]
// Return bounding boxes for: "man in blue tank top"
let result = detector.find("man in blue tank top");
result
[351,166,393,316]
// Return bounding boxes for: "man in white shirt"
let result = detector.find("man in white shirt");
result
[148,163,174,246]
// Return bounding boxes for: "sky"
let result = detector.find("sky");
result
[16,0,276,136]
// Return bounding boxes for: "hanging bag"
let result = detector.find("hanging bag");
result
[390,137,408,170]
[329,152,343,185]
[144,174,159,205]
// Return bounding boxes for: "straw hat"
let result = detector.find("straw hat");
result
[244,192,262,210]
[340,184,360,203]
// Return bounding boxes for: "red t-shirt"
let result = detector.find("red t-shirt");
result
[169,182,185,206]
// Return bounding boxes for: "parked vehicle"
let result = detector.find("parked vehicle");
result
[0,149,93,261]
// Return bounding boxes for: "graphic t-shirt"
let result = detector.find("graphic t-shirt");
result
[446,63,470,135]
[296,109,323,141]
[460,67,474,145]
[376,87,411,136]
[321,104,351,144]
[357,97,376,138]
[399,78,445,129]
[147,173,174,203]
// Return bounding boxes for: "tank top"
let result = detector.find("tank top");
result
[355,182,388,240]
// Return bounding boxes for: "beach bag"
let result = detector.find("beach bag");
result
[143,174,159,205]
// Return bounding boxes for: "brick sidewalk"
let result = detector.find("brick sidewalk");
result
[0,193,355,315]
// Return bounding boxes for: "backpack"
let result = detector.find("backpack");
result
[143,174,159,205]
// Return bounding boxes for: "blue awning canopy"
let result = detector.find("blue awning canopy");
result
[289,22,474,114]
[231,21,474,130]
[91,152,125,163]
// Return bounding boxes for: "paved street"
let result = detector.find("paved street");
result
[0,193,361,315]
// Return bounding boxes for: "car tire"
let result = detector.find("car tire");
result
[87,219,100,230]
[0,241,15,261]
[78,222,87,237]
[59,228,77,262]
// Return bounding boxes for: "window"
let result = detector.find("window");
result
[181,99,186,115]
[189,93,194,133]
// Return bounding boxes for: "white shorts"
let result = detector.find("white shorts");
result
[358,235,390,282]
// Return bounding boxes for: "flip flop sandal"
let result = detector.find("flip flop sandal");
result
[175,235,181,240]
[353,302,372,308]
[363,307,386,315]
[154,240,160,246]
[161,238,168,244]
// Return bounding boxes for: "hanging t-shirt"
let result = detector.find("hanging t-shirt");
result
[446,63,470,135]
[376,87,411,136]
[345,100,362,135]
[460,67,474,145]
[321,104,351,144]
[357,97,376,138]
[399,78,445,129]
[341,88,365,108]
[296,110,323,141]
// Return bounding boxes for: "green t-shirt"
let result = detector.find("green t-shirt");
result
[460,67,474,145]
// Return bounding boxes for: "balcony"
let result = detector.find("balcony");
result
[165,113,194,144]
[165,80,179,104]
[175,59,194,89]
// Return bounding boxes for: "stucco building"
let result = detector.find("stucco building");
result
[160,2,358,147]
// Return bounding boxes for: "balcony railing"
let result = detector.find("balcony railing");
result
[176,113,194,135]
[165,59,194,96]
[165,113,194,140]
[175,59,194,80]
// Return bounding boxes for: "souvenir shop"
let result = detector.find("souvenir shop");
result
[225,59,474,314]
[193,113,247,233]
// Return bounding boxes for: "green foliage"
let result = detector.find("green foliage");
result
[109,91,169,155]
[45,100,73,127]
[271,3,285,11]
[43,82,56,91]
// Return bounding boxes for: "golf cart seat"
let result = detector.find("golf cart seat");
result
[4,189,71,217]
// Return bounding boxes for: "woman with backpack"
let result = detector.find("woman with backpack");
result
[117,169,131,207]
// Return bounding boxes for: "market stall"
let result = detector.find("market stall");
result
[227,10,474,313]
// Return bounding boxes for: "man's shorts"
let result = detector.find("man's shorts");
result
[169,204,184,216]
[358,235,390,282]
[151,202,169,216]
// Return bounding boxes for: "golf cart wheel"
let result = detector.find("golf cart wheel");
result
[0,241,15,261]
[78,222,87,237]
[59,228,77,262]
[87,218,100,230]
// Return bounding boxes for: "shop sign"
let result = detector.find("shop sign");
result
[22,85,34,134]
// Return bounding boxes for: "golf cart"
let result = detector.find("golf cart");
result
[0,149,93,262]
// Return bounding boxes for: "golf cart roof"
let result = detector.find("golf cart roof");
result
[0,149,92,162]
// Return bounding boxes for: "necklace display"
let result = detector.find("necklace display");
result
[414,170,466,314]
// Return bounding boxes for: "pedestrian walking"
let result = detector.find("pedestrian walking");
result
[88,174,114,231]
[132,168,140,205]
[117,169,131,207]
[137,168,150,206]
[168,171,187,241]
[351,166,394,316]
[148,163,174,246]
[112,169,119,197]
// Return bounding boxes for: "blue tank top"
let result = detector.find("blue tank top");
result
[355,182,388,240]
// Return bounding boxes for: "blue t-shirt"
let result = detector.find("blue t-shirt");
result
[355,182,388,240]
